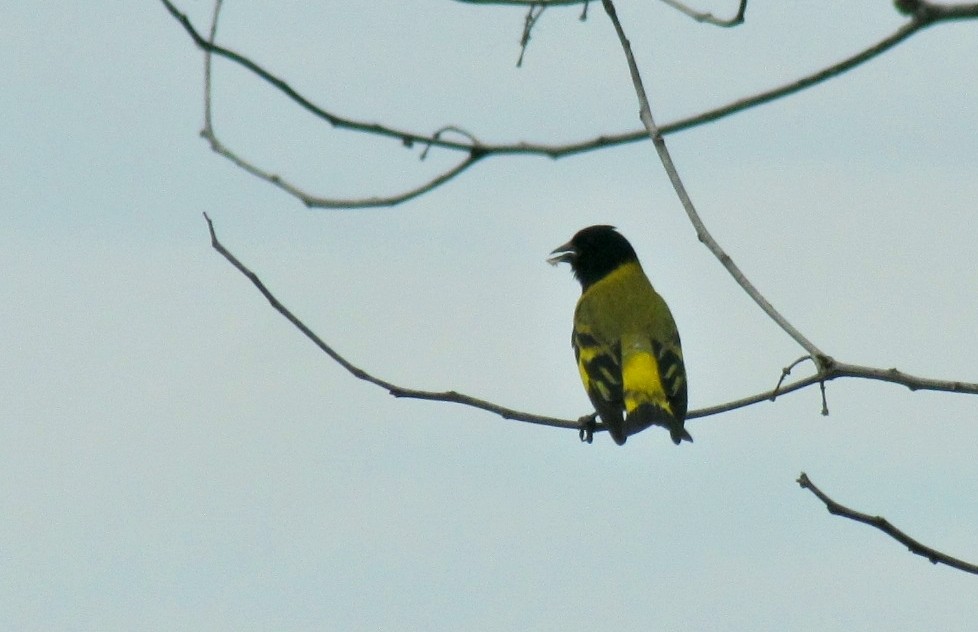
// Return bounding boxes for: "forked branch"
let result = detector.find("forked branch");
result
[600,0,828,365]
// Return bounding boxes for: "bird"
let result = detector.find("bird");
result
[548,225,691,446]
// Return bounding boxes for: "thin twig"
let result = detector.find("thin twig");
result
[158,0,978,208]
[797,473,978,576]
[517,4,546,67]
[772,355,814,400]
[818,380,829,415]
[420,126,481,160]
[657,0,746,26]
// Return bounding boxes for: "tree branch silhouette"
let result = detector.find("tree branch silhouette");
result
[600,0,829,366]
[798,473,978,576]
[598,0,978,422]
[158,0,978,208]
[598,0,978,387]
[202,213,579,431]
[203,214,978,440]
[597,0,978,575]
[185,0,978,438]
[175,0,978,438]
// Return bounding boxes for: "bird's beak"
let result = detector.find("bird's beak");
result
[547,241,577,267]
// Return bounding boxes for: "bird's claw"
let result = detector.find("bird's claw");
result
[578,414,597,444]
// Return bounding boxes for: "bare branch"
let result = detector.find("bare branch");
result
[159,0,977,208]
[596,0,978,422]
[798,473,978,576]
[188,0,978,438]
[196,0,488,208]
[689,359,978,419]
[829,361,978,395]
[601,0,829,367]
[199,208,564,434]
[204,215,978,438]
[517,4,547,67]
[202,213,580,432]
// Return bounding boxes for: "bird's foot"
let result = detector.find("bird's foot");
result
[578,413,598,444]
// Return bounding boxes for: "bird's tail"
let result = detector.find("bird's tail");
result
[669,422,693,446]
[625,403,692,445]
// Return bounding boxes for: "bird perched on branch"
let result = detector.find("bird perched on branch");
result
[548,225,690,446]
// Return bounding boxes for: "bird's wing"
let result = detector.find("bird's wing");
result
[655,334,688,423]
[572,326,626,445]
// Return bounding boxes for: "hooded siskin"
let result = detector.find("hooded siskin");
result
[549,225,691,446]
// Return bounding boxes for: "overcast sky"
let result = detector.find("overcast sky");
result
[3,1,978,630]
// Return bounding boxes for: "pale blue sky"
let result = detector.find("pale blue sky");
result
[3,1,978,630]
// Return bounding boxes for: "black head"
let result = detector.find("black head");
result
[548,225,639,291]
